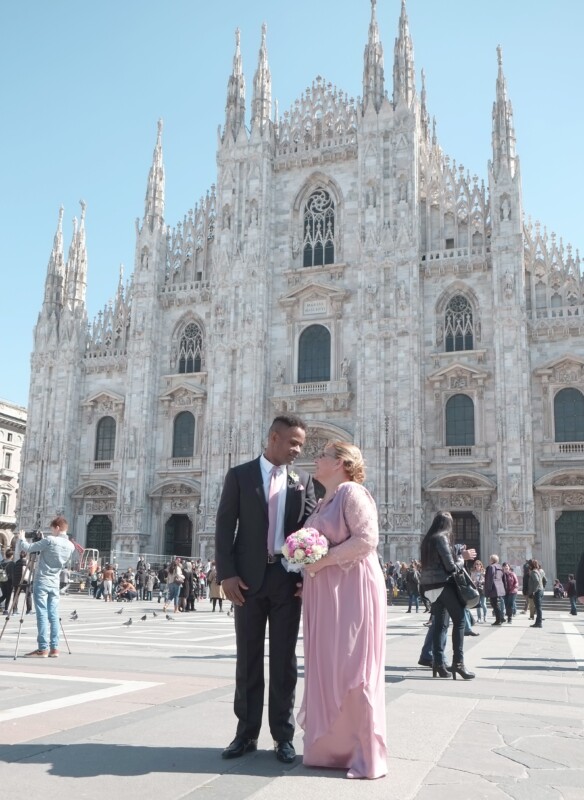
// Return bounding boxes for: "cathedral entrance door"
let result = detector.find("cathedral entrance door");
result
[86,515,112,556]
[165,514,193,558]
[452,512,480,561]
[555,510,584,584]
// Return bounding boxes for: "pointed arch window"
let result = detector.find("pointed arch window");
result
[445,295,474,352]
[298,324,331,383]
[95,416,116,461]
[303,189,335,267]
[445,394,475,446]
[173,411,195,458]
[554,388,584,442]
[178,322,203,374]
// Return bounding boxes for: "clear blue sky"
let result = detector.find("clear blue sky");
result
[2,0,583,407]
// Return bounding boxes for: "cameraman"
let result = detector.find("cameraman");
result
[18,516,74,658]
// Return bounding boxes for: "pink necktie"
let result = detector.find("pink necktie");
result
[267,466,280,556]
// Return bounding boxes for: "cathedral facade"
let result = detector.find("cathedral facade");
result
[19,1,584,577]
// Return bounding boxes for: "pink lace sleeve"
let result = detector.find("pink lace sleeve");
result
[324,484,379,569]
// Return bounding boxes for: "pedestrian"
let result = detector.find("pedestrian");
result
[157,563,168,603]
[12,551,33,615]
[208,561,225,612]
[144,569,156,601]
[166,558,184,613]
[215,414,316,763]
[521,560,533,617]
[405,560,421,613]
[485,554,505,626]
[420,511,475,680]
[0,548,15,614]
[502,562,518,623]
[102,564,115,602]
[19,517,75,658]
[528,559,546,628]
[470,560,487,622]
[179,561,193,612]
[566,573,578,616]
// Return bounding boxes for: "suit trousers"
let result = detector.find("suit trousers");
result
[233,562,301,742]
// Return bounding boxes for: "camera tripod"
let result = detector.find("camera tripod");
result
[0,551,72,660]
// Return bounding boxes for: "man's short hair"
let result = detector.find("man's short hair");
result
[50,516,68,531]
[269,414,307,435]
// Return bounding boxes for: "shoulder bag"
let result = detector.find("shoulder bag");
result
[451,566,480,608]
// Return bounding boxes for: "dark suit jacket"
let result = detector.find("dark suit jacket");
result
[215,457,317,593]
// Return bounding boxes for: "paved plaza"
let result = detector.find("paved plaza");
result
[0,596,583,799]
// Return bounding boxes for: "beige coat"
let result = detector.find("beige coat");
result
[208,568,225,600]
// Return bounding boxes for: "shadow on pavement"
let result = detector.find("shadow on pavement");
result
[0,744,316,778]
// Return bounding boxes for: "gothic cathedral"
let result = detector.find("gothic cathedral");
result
[19,1,584,578]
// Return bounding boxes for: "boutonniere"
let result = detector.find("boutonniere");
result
[288,471,304,490]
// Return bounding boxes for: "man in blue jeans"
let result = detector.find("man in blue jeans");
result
[18,516,75,658]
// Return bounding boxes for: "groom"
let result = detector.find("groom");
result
[215,414,317,763]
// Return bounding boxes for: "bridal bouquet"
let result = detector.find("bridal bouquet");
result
[281,527,329,573]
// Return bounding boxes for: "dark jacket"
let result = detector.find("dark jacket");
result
[420,532,457,591]
[215,457,317,593]
[405,566,420,594]
[485,562,505,597]
[528,568,545,596]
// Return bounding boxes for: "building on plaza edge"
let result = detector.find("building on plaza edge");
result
[18,1,584,577]
[0,399,26,550]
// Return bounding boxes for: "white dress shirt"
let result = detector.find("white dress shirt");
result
[259,454,287,555]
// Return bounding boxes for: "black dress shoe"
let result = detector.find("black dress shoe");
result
[465,630,480,637]
[221,736,258,759]
[418,657,433,667]
[274,740,296,763]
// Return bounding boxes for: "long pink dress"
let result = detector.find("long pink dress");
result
[298,482,387,779]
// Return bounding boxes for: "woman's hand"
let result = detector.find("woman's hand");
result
[304,561,323,578]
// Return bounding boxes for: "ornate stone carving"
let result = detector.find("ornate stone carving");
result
[564,492,584,506]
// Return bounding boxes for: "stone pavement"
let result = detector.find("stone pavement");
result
[0,597,583,799]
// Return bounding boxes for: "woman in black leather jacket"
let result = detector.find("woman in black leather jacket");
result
[420,511,475,680]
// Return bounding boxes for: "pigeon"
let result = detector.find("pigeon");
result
[140,614,147,621]
[165,614,174,621]
[152,611,158,617]
[122,618,133,626]
[115,607,124,615]
[70,611,78,621]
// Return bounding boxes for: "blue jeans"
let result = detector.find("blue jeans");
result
[33,584,60,651]
[533,589,543,626]
[476,595,487,621]
[570,596,578,614]
[408,592,419,612]
[504,594,517,620]
[167,582,181,607]
[432,583,466,665]
[421,609,449,662]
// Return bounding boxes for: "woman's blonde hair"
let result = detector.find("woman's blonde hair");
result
[327,441,366,484]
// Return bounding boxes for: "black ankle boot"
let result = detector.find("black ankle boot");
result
[432,664,450,678]
[451,663,475,680]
